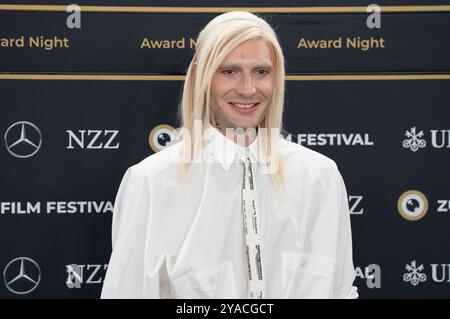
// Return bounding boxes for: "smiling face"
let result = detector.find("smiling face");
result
[210,39,275,132]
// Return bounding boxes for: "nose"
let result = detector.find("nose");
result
[236,72,256,97]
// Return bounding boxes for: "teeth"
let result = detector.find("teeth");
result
[233,103,256,109]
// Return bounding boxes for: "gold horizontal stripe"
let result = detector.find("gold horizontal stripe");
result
[286,74,450,80]
[0,74,185,81]
[0,5,450,13]
[1,74,450,81]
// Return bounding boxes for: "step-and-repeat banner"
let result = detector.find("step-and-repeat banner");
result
[1,0,449,298]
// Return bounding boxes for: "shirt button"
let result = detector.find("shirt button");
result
[209,276,216,284]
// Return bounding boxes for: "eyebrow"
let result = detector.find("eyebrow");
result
[219,61,273,70]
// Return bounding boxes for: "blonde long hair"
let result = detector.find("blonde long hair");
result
[177,11,286,191]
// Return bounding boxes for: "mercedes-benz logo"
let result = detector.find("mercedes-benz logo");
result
[3,257,41,295]
[4,121,42,158]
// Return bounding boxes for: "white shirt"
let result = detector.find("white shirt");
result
[101,127,358,299]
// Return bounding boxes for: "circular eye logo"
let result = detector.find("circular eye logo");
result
[148,124,176,152]
[3,257,41,295]
[397,190,429,221]
[4,121,42,158]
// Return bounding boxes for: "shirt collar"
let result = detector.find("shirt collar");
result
[205,125,264,171]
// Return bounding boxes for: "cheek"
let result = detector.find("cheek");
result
[259,80,275,99]
[212,77,234,100]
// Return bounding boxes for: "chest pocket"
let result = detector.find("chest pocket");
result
[170,261,238,299]
[282,252,335,298]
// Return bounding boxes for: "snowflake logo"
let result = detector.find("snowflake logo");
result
[402,127,426,152]
[403,260,427,286]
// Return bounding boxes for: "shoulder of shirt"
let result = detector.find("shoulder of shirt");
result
[279,137,339,176]
[124,141,183,180]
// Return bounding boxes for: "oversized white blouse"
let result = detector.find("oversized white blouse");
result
[101,127,358,299]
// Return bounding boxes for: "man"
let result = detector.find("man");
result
[101,11,358,299]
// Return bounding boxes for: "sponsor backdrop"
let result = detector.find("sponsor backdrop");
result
[0,0,449,298]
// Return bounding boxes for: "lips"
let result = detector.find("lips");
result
[229,102,259,113]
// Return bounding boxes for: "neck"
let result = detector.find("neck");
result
[220,126,258,148]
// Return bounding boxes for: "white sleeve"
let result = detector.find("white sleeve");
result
[101,166,159,298]
[331,162,359,299]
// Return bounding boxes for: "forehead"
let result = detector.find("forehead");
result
[220,39,275,66]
